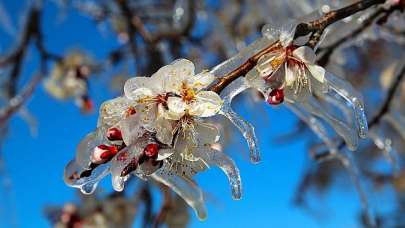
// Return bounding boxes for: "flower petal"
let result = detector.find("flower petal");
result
[189,91,223,117]
[293,46,316,64]
[171,59,195,77]
[98,96,133,128]
[164,97,186,120]
[306,64,325,83]
[163,59,195,93]
[124,76,160,99]
[157,148,174,160]
[155,117,175,145]
[188,70,215,91]
[119,114,146,146]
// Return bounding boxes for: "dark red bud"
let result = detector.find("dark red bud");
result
[106,127,123,141]
[144,143,159,158]
[267,88,284,105]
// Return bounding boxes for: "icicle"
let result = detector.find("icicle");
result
[325,72,368,139]
[198,146,242,200]
[219,78,261,163]
[64,160,110,195]
[286,103,338,156]
[151,165,207,220]
[301,96,359,150]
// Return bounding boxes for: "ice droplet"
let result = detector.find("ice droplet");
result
[152,166,207,220]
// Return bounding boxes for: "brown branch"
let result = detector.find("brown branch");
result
[368,62,405,127]
[0,7,61,97]
[316,5,403,67]
[294,0,386,39]
[209,0,390,94]
[209,41,282,93]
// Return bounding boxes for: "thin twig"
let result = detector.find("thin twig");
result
[368,62,405,127]
[294,0,386,38]
[316,5,403,66]
[0,74,42,127]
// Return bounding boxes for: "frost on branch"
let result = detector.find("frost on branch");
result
[64,59,241,220]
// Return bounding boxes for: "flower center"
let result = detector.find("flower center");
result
[181,83,196,103]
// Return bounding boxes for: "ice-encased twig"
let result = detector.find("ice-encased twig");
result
[286,102,339,157]
[219,78,261,163]
[200,146,242,200]
[324,72,368,139]
[151,166,207,220]
[209,36,277,77]
[335,151,376,227]
[301,95,359,150]
[320,92,354,125]
[64,160,111,195]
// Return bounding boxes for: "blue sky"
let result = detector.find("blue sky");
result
[0,1,364,227]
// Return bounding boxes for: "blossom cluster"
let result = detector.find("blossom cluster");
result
[64,25,369,220]
[64,59,241,220]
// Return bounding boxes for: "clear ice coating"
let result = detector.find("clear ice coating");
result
[324,72,368,139]
[64,159,111,195]
[286,102,339,157]
[218,78,261,163]
[197,146,242,200]
[151,164,208,220]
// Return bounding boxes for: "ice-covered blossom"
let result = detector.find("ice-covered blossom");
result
[64,59,240,220]
[244,25,368,153]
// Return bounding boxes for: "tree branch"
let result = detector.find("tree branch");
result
[294,0,386,38]
[316,5,403,66]
[209,0,391,94]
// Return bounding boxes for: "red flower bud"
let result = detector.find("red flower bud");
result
[91,144,118,164]
[144,143,159,158]
[106,127,123,141]
[267,88,284,105]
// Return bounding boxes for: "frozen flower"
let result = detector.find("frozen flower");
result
[243,25,368,152]
[124,59,222,120]
[64,58,240,221]
[247,43,327,104]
